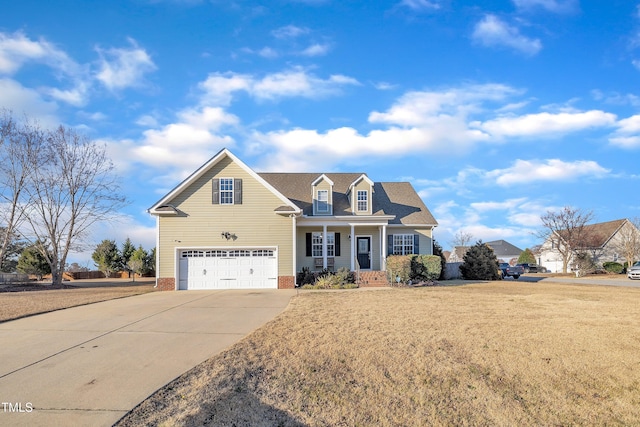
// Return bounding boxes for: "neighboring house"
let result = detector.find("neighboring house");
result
[485,240,523,264]
[447,246,469,263]
[448,240,522,264]
[148,148,438,290]
[538,219,637,273]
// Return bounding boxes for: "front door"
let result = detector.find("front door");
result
[357,237,371,269]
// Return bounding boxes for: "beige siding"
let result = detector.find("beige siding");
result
[295,225,435,274]
[414,227,434,255]
[387,226,434,256]
[313,179,333,215]
[297,227,351,271]
[351,179,373,215]
[158,156,293,279]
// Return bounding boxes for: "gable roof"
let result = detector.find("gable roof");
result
[148,148,300,215]
[485,240,523,257]
[259,173,437,225]
[311,174,334,186]
[567,219,628,249]
[148,148,437,226]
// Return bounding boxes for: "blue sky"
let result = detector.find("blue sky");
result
[2,0,639,265]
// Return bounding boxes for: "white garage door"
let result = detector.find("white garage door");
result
[178,248,278,290]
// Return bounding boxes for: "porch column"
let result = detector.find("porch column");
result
[350,224,355,271]
[322,224,328,269]
[292,214,297,285]
[381,225,387,271]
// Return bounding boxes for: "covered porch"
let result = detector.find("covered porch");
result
[295,217,395,274]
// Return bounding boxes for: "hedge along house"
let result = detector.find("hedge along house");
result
[148,148,438,290]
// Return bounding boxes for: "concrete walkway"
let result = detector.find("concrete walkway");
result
[0,289,296,426]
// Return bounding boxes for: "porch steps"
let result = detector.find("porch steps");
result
[357,271,389,287]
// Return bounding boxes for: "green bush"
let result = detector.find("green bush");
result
[459,241,501,280]
[410,254,442,282]
[602,262,624,274]
[387,255,411,284]
[433,240,447,280]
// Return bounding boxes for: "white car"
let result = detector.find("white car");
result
[628,261,640,280]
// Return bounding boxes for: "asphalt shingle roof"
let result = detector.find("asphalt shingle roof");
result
[259,173,437,226]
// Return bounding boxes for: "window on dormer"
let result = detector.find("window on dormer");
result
[357,190,368,212]
[317,190,329,213]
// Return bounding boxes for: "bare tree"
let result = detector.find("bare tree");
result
[0,110,44,270]
[23,125,127,285]
[612,217,640,268]
[538,206,595,274]
[451,230,474,249]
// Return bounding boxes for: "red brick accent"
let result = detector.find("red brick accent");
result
[356,271,390,287]
[156,277,176,291]
[278,276,295,289]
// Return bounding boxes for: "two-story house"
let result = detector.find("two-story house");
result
[148,148,437,290]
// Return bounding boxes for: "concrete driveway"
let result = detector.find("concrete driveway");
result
[0,289,296,426]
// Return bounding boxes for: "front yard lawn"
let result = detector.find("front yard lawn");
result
[116,281,640,426]
[0,281,155,322]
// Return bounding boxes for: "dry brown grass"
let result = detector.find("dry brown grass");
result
[116,281,640,427]
[0,282,156,322]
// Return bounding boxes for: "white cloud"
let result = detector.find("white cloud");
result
[136,114,160,127]
[199,67,360,106]
[300,43,331,56]
[272,25,310,39]
[258,47,279,58]
[476,110,617,139]
[472,14,542,56]
[609,114,640,148]
[251,122,483,172]
[369,84,520,127]
[134,107,237,171]
[512,0,578,13]
[398,0,443,11]
[0,78,59,126]
[373,81,398,90]
[486,159,611,185]
[471,198,528,212]
[0,31,78,75]
[95,38,157,91]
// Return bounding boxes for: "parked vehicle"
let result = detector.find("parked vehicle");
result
[628,261,640,280]
[500,263,523,279]
[516,263,547,273]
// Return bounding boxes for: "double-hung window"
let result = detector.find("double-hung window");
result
[312,232,335,257]
[393,234,415,255]
[357,190,368,212]
[219,178,234,204]
[317,190,329,213]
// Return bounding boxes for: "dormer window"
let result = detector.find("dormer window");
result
[312,174,333,215]
[317,190,329,213]
[357,190,368,212]
[348,174,373,215]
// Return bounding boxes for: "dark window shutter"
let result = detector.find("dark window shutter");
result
[212,179,219,204]
[306,233,312,257]
[335,233,341,257]
[414,234,420,254]
[234,179,242,204]
[388,235,394,256]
